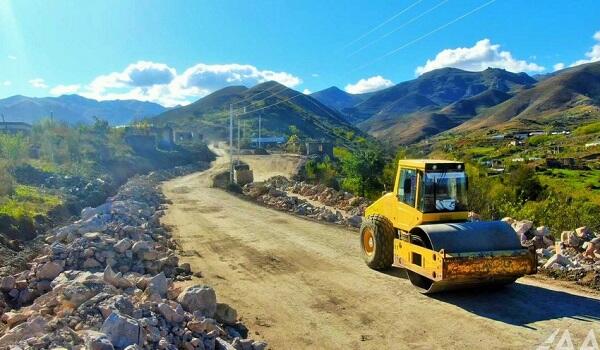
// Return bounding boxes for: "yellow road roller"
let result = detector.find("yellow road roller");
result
[360,159,537,293]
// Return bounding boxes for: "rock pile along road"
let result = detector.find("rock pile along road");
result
[162,154,600,349]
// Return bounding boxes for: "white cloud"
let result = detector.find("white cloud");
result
[176,63,300,91]
[415,39,545,75]
[78,61,301,107]
[303,88,312,94]
[2,80,11,86]
[311,73,319,78]
[29,78,47,89]
[345,75,393,94]
[7,55,16,60]
[124,61,176,86]
[50,84,81,95]
[553,63,565,71]
[569,30,600,67]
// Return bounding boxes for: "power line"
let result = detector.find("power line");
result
[339,0,424,51]
[347,0,449,58]
[230,0,497,124]
[236,84,292,111]
[353,0,496,72]
[229,104,234,182]
[232,82,283,106]
[238,91,305,117]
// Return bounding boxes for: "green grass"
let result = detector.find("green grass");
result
[0,185,63,219]
[539,169,600,203]
[465,146,496,157]
[574,121,600,136]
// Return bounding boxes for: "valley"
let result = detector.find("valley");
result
[1,7,600,347]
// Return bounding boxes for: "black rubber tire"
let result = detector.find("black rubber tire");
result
[406,234,435,293]
[360,214,394,270]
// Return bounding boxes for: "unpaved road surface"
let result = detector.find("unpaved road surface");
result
[163,155,600,349]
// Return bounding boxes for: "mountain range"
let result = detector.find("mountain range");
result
[0,94,166,125]
[152,81,365,147]
[3,61,600,147]
[311,62,600,145]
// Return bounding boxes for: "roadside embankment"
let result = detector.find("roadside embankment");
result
[240,176,370,228]
[0,162,266,350]
[504,218,600,291]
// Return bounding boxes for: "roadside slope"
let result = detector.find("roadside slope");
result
[162,155,600,349]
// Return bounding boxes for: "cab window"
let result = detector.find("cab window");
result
[397,168,417,207]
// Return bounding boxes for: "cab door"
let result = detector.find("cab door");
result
[395,167,420,231]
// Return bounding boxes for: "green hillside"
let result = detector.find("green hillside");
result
[153,81,368,147]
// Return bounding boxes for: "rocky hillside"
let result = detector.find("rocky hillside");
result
[153,81,366,146]
[349,67,534,121]
[0,94,166,125]
[454,61,600,134]
[361,88,514,145]
[351,68,536,145]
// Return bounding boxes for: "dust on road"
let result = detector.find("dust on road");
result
[162,154,600,349]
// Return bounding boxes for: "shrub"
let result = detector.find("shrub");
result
[0,163,15,196]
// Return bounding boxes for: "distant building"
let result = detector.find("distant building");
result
[174,130,203,143]
[585,141,600,148]
[550,145,564,154]
[123,124,175,151]
[305,141,334,158]
[512,132,530,140]
[0,122,32,134]
[124,134,156,153]
[580,152,600,162]
[156,126,174,150]
[489,134,505,140]
[529,131,546,137]
[509,140,523,147]
[546,157,576,169]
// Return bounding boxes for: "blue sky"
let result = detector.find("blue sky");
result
[1,0,599,106]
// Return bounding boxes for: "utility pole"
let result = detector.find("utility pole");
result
[258,112,262,149]
[229,104,234,183]
[1,113,7,133]
[237,108,242,165]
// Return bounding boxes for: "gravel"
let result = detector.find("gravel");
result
[0,162,267,350]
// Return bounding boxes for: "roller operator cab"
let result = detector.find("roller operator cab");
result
[360,159,537,293]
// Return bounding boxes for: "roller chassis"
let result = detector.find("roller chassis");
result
[393,238,537,293]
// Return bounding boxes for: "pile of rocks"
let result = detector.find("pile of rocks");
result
[503,218,600,290]
[0,162,267,350]
[242,177,370,228]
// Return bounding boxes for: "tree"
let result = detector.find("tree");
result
[509,165,545,202]
[288,125,300,136]
[341,147,385,197]
[285,134,301,153]
[0,134,27,166]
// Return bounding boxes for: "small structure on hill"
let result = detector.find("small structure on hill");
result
[585,141,600,148]
[174,130,203,143]
[156,126,174,150]
[0,121,32,134]
[546,157,576,169]
[305,140,334,158]
[123,124,175,151]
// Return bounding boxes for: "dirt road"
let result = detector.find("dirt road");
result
[162,155,600,349]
